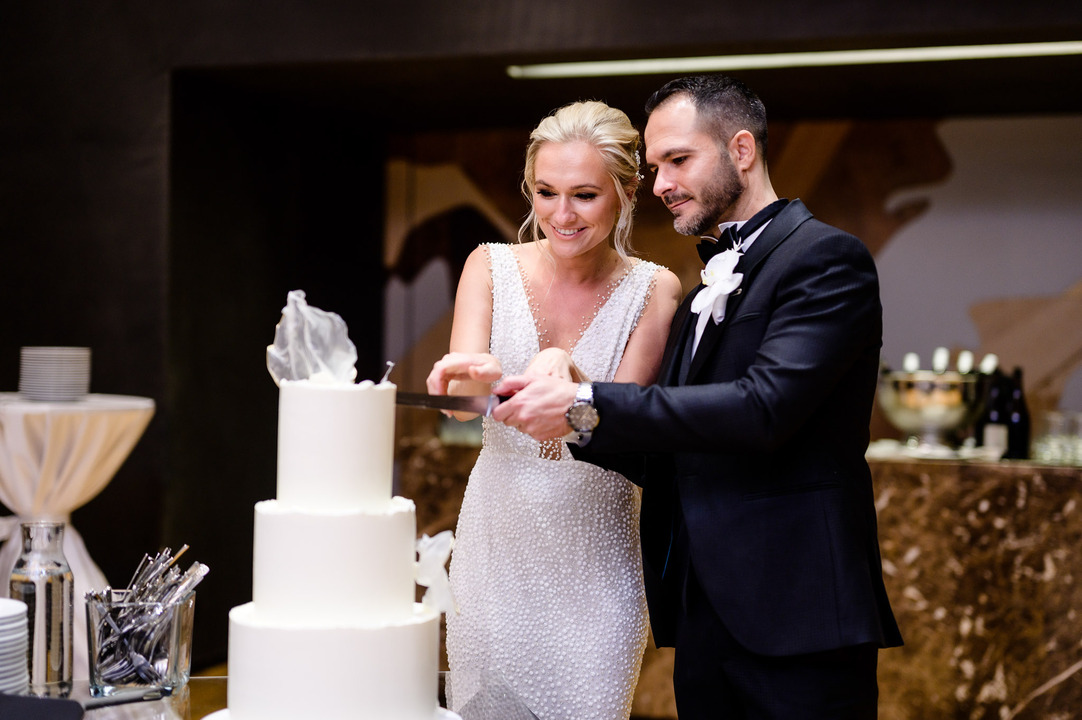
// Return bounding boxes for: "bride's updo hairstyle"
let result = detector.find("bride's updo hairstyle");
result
[519,100,642,261]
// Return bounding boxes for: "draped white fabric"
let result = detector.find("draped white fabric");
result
[0,393,155,679]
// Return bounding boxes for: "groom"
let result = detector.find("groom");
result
[493,74,903,719]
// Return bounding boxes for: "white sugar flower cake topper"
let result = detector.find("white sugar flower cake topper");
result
[266,289,358,385]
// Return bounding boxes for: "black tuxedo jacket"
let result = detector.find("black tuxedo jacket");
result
[577,199,902,656]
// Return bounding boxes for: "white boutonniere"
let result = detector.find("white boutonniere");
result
[690,245,744,339]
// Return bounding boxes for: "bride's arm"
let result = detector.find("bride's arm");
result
[612,267,682,385]
[426,246,501,420]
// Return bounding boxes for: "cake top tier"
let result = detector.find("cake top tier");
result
[276,379,396,512]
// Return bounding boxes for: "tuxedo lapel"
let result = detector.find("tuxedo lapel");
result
[734,199,811,279]
[686,200,814,381]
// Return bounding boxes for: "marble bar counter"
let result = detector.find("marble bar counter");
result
[396,428,1082,719]
[871,457,1082,720]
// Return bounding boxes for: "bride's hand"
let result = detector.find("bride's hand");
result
[427,352,503,395]
[525,347,588,383]
[426,353,502,421]
[426,348,502,394]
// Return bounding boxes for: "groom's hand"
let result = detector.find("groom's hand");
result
[493,375,578,441]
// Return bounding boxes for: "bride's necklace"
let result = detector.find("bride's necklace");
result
[521,250,627,353]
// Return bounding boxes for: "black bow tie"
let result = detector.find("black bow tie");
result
[694,199,790,265]
[696,224,741,264]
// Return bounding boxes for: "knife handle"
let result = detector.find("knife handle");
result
[485,394,513,416]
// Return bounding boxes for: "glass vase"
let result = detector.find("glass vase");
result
[9,521,74,694]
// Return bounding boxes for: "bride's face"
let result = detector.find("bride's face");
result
[532,141,619,260]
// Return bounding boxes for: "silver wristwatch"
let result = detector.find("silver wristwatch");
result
[565,382,599,445]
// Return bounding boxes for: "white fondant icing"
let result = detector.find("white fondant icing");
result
[227,603,440,720]
[276,379,394,511]
[203,706,462,719]
[251,497,417,625]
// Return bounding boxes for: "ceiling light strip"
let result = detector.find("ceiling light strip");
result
[507,41,1082,79]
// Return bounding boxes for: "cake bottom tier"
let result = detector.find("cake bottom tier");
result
[226,602,441,720]
[204,709,461,720]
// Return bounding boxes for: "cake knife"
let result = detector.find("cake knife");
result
[396,392,507,416]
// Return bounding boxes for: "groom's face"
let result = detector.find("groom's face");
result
[644,96,743,237]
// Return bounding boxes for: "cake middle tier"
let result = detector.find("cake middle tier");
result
[252,497,418,624]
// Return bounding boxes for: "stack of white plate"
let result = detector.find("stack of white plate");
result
[18,346,91,402]
[0,598,29,695]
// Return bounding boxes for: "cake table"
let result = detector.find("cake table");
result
[0,392,155,678]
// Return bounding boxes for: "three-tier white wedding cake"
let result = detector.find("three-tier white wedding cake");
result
[208,291,455,720]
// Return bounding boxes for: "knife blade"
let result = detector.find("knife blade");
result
[396,392,507,416]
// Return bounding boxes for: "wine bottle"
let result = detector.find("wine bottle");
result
[954,350,979,445]
[1004,366,1031,460]
[975,368,1008,458]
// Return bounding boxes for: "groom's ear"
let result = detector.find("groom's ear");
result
[728,130,757,172]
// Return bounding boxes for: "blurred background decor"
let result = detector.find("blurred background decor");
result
[3,3,1082,717]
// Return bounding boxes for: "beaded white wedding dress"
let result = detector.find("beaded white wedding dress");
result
[446,242,658,720]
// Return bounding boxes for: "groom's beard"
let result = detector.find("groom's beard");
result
[670,156,743,237]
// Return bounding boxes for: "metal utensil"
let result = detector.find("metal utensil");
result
[81,686,167,709]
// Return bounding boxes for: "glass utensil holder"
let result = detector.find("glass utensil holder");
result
[86,589,195,696]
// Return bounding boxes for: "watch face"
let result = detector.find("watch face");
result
[568,402,599,432]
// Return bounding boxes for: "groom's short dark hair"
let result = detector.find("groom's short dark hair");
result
[645,74,769,160]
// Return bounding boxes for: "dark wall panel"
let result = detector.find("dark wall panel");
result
[167,76,385,665]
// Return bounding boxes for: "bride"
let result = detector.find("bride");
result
[427,100,680,720]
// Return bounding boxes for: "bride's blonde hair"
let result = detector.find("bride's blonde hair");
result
[519,100,641,261]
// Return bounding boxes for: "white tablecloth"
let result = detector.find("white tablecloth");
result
[0,392,155,679]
